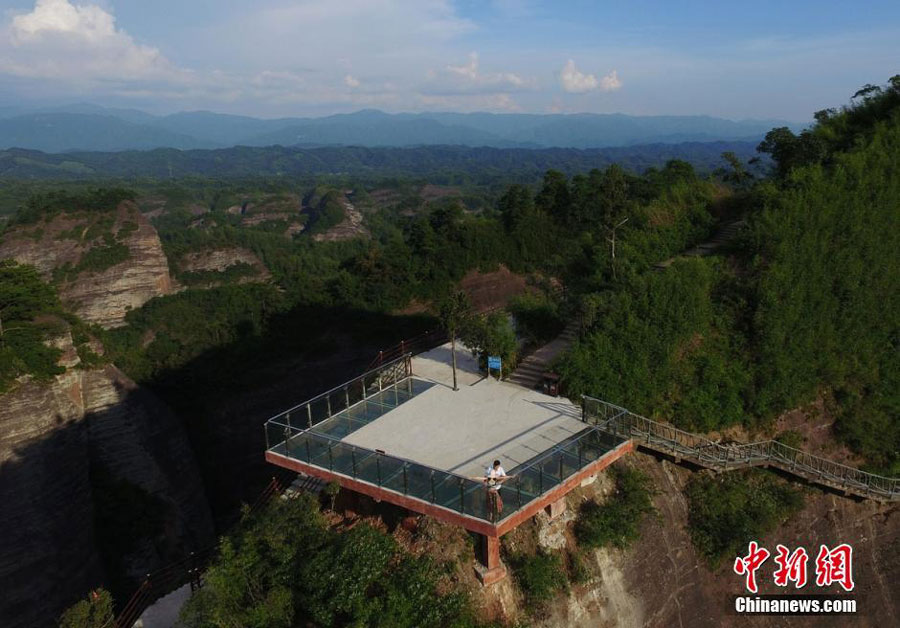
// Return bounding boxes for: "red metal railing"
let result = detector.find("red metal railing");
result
[366,328,448,370]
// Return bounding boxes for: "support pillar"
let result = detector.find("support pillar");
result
[545,496,567,520]
[473,534,506,586]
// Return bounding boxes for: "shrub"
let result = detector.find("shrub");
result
[575,465,655,549]
[59,589,114,628]
[178,262,259,287]
[566,549,592,584]
[179,495,476,628]
[0,260,64,391]
[685,470,805,567]
[510,550,568,613]
[508,291,564,344]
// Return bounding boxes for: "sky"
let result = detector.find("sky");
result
[0,0,898,121]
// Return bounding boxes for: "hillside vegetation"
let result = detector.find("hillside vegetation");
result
[559,77,900,473]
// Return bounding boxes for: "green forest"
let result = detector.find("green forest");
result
[2,77,898,624]
[559,77,900,474]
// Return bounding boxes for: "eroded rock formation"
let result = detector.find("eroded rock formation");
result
[0,327,213,628]
[0,201,173,328]
[519,453,899,628]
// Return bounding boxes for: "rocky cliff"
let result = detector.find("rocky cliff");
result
[0,326,214,628]
[0,201,173,328]
[506,453,899,628]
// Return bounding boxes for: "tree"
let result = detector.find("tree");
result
[461,311,517,377]
[498,184,534,231]
[59,589,115,628]
[535,169,570,220]
[323,481,340,511]
[598,164,628,227]
[438,291,472,391]
[0,260,58,347]
[719,151,753,186]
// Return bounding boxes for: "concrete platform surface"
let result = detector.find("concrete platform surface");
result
[340,342,586,477]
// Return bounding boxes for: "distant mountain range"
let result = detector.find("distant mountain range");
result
[0,104,801,153]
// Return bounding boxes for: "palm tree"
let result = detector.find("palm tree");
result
[438,290,472,391]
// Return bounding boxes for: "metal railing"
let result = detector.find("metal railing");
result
[267,415,624,525]
[367,329,448,370]
[264,358,628,526]
[583,396,900,501]
[114,473,293,628]
[266,354,413,431]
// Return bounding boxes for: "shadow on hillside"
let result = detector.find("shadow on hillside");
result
[137,303,437,528]
[0,376,216,627]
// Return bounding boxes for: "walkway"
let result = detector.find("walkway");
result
[507,321,579,389]
[654,219,746,269]
[584,396,900,502]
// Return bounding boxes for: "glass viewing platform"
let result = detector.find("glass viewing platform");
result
[264,351,630,532]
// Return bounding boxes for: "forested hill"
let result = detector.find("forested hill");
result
[561,76,900,474]
[0,140,760,182]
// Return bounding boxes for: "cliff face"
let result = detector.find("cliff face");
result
[0,328,213,628]
[522,453,899,628]
[176,247,271,288]
[0,201,173,328]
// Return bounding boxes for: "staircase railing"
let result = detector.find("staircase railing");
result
[582,396,900,502]
[367,329,447,370]
[114,473,293,628]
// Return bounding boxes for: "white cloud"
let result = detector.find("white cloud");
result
[447,52,479,80]
[2,0,181,81]
[559,59,622,94]
[560,59,598,93]
[442,51,533,90]
[600,69,622,91]
[344,74,360,88]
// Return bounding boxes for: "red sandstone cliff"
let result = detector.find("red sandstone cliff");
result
[0,325,214,628]
[0,201,173,328]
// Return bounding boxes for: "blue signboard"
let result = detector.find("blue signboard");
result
[487,355,501,370]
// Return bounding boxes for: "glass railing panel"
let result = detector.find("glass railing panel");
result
[558,448,582,480]
[346,383,364,407]
[328,389,349,416]
[405,464,434,501]
[578,438,605,464]
[460,481,491,521]
[306,433,332,468]
[540,454,563,486]
[379,457,407,493]
[354,450,380,483]
[433,472,463,511]
[282,429,307,461]
[368,385,411,408]
[363,372,380,396]
[266,421,290,454]
[329,442,357,476]
[505,477,539,510]
[515,465,543,496]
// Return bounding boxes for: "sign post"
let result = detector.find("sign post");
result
[487,355,502,381]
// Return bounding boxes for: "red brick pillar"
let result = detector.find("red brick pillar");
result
[545,496,567,520]
[474,534,507,585]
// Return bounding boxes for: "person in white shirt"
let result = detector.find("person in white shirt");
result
[482,459,510,520]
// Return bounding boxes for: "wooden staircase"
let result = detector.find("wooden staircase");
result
[507,322,579,389]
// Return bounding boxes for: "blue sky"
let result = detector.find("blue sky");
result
[0,0,897,120]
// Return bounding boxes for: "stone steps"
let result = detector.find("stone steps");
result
[508,321,580,390]
[654,220,747,269]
